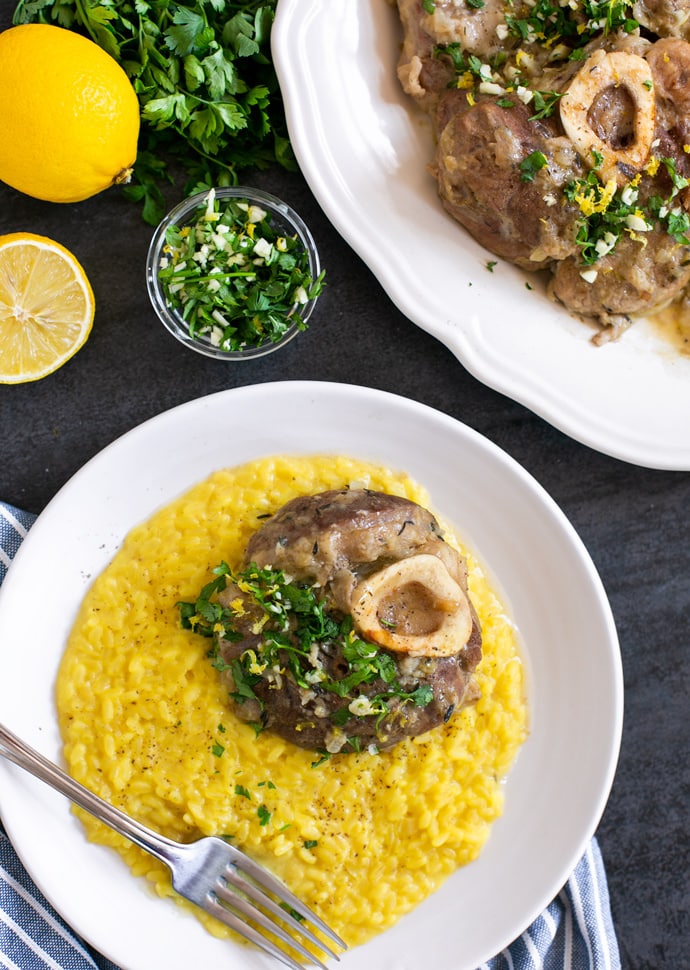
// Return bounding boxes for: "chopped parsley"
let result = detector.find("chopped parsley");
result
[529,90,565,121]
[506,0,638,53]
[648,158,690,243]
[433,43,567,121]
[280,904,305,923]
[429,0,690,274]
[564,157,690,266]
[434,43,491,87]
[157,188,325,352]
[257,804,272,826]
[303,840,319,849]
[179,561,435,731]
[520,151,548,183]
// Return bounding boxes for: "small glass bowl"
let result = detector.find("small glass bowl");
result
[146,186,321,360]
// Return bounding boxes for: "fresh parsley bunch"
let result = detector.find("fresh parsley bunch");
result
[13,0,295,223]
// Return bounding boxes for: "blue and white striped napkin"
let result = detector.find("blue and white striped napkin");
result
[0,501,621,970]
[0,504,34,586]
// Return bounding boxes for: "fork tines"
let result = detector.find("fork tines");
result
[208,855,346,970]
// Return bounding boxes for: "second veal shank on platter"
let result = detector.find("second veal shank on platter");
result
[396,0,690,341]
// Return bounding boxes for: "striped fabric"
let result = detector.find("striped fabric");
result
[0,501,621,970]
[0,832,120,970]
[0,504,34,586]
[477,841,621,970]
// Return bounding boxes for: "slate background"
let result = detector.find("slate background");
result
[1,3,689,967]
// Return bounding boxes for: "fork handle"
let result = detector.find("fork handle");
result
[0,722,183,871]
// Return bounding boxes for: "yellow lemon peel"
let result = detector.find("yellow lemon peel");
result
[0,233,95,384]
[0,24,140,203]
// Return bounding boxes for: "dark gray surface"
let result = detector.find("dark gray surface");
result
[1,12,689,970]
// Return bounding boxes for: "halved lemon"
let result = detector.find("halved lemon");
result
[0,232,95,384]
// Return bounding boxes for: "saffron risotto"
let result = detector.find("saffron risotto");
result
[57,455,528,947]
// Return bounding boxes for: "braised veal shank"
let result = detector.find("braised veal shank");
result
[216,489,482,753]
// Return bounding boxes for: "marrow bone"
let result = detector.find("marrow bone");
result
[560,49,656,186]
[350,554,473,657]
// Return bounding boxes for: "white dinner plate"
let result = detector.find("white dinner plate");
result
[0,382,622,970]
[272,0,690,470]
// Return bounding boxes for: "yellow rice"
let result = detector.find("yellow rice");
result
[57,454,528,947]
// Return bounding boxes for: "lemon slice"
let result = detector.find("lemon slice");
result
[0,232,95,383]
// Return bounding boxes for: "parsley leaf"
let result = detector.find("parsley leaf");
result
[165,8,207,57]
[257,804,271,826]
[529,90,565,121]
[519,151,548,183]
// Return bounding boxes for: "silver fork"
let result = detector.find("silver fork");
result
[0,723,346,970]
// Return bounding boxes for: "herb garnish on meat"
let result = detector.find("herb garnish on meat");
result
[434,42,566,121]
[505,0,638,51]
[519,151,548,183]
[564,157,690,267]
[178,562,434,734]
[431,3,690,269]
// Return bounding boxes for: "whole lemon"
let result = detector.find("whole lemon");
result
[0,24,140,203]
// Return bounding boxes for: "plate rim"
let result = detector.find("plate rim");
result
[271,0,690,471]
[0,380,624,970]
